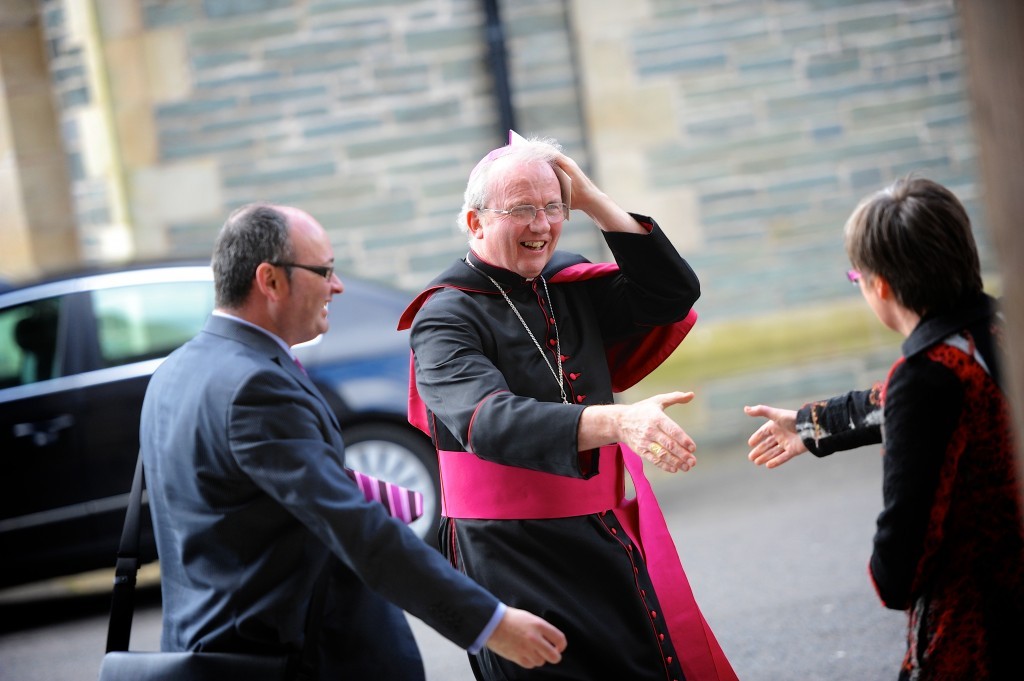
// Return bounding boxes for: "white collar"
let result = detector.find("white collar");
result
[212,310,296,359]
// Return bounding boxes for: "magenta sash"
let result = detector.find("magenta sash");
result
[439,445,738,681]
[438,446,624,519]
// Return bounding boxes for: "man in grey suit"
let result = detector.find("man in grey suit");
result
[139,203,566,680]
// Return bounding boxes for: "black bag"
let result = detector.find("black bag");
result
[97,651,293,681]
[97,454,325,681]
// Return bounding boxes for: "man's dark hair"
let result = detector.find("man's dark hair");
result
[212,203,293,309]
[844,176,983,316]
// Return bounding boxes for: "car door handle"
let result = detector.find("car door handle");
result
[13,414,75,447]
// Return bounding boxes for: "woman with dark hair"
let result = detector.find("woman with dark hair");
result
[745,177,1024,680]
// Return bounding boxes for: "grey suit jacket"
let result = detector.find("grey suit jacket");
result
[139,316,498,676]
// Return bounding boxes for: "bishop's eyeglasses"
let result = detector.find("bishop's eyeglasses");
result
[478,203,568,226]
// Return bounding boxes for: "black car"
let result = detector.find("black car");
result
[0,262,439,589]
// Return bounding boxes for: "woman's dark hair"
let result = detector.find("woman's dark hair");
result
[844,176,982,316]
[212,203,293,309]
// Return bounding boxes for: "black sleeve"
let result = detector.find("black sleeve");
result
[795,384,885,457]
[410,290,588,477]
[230,367,501,646]
[594,217,700,340]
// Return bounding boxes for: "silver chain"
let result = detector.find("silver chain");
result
[466,258,568,404]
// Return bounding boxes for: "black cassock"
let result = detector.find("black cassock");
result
[402,218,734,681]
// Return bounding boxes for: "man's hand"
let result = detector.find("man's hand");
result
[485,607,567,669]
[744,404,807,468]
[579,391,698,473]
[615,391,699,473]
[553,153,645,234]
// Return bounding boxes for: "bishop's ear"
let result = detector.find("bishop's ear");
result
[466,209,485,239]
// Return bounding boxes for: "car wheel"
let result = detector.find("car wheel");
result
[342,422,440,544]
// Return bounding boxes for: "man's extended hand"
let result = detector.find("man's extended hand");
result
[578,390,698,473]
[619,391,698,473]
[485,607,567,669]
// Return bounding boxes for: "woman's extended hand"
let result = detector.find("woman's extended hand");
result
[744,404,807,468]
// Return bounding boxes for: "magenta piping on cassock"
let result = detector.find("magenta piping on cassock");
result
[401,260,734,678]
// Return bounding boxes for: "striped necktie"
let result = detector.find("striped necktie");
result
[345,469,425,524]
[292,356,422,523]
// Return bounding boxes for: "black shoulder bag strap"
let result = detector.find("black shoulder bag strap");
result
[105,451,146,653]
[104,452,331,678]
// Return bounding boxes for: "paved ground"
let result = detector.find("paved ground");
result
[0,438,905,681]
[406,444,907,680]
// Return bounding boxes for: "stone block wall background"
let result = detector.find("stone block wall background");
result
[27,0,597,290]
[5,0,988,362]
[571,0,984,325]
[0,0,78,277]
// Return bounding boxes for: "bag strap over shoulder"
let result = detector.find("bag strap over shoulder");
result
[105,453,144,653]
[103,452,330,677]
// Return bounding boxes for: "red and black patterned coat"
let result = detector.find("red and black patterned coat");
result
[797,294,1024,680]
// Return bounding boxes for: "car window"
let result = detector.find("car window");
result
[93,281,214,367]
[0,297,61,388]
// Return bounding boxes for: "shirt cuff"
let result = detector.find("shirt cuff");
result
[468,602,507,654]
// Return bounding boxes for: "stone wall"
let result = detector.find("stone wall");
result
[8,0,985,362]
[30,0,594,290]
[570,0,983,324]
[0,0,78,279]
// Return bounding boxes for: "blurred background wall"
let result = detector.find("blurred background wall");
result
[1,0,1016,454]
[2,0,985,281]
